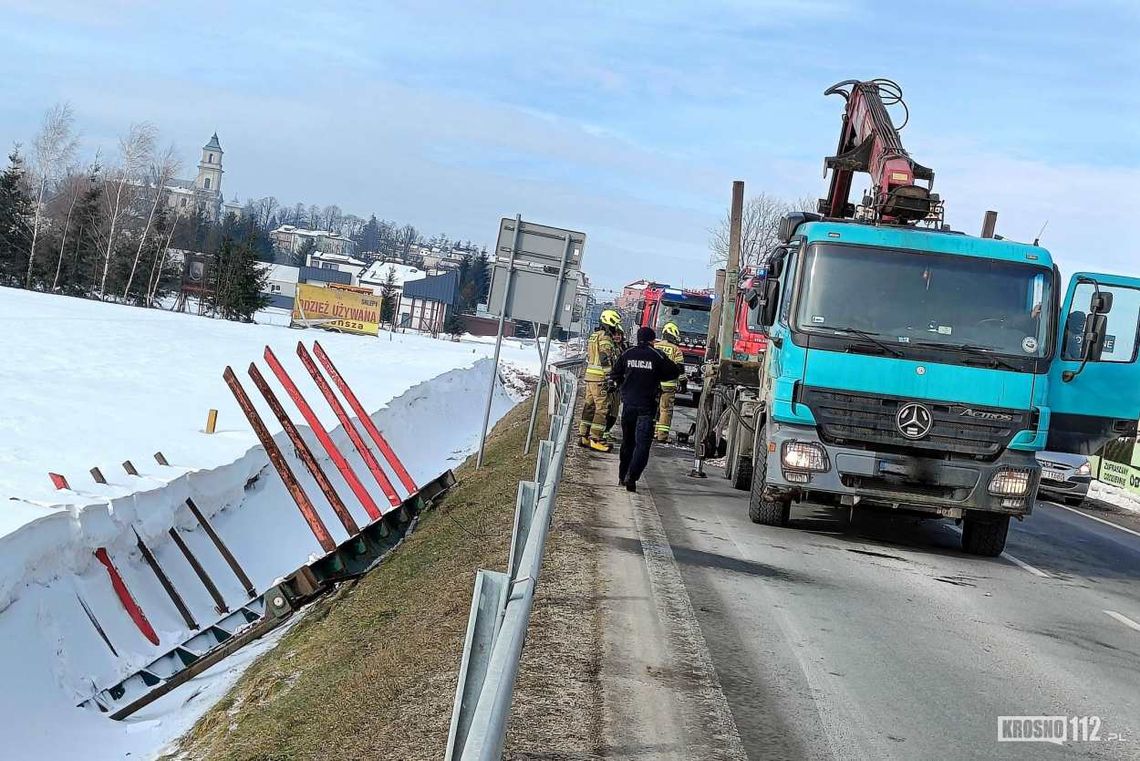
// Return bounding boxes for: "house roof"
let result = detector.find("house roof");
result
[259,263,300,283]
[402,269,460,305]
[311,251,365,267]
[359,261,427,287]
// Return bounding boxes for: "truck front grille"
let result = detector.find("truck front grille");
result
[800,387,1029,461]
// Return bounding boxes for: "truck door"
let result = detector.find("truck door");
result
[1046,272,1140,453]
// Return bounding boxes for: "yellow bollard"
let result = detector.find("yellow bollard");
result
[206,409,218,434]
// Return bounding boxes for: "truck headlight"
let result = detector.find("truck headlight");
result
[988,469,1031,497]
[781,441,829,472]
[1077,461,1091,476]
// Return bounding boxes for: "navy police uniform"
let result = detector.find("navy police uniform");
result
[609,327,681,491]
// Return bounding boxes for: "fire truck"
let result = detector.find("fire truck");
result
[637,284,713,399]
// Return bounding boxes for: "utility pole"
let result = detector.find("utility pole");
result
[719,181,744,360]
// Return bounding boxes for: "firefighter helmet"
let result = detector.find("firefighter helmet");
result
[662,321,681,341]
[600,309,622,328]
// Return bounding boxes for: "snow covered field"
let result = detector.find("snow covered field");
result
[0,286,541,759]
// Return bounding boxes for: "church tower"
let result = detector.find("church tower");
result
[195,133,224,197]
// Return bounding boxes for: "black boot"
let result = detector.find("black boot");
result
[625,481,637,493]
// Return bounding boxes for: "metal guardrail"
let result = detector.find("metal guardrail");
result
[446,360,581,760]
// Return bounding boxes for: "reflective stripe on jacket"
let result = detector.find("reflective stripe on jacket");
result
[654,340,684,389]
[586,329,616,379]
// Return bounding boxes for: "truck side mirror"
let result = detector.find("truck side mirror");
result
[1082,313,1108,362]
[1091,291,1113,315]
[744,287,760,310]
[758,280,780,327]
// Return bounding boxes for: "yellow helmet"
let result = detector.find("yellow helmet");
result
[662,321,681,341]
[600,309,622,328]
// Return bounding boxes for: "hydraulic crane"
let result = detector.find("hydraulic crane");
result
[819,78,938,223]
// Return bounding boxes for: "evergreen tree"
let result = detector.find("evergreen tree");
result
[0,149,33,286]
[379,265,398,324]
[443,311,465,340]
[294,237,317,267]
[473,247,491,305]
[357,214,381,255]
[207,230,269,321]
[59,170,106,295]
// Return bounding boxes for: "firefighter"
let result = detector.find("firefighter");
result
[653,321,685,443]
[610,326,681,492]
[602,324,628,443]
[578,308,622,452]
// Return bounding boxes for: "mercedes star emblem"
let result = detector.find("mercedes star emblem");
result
[896,402,933,440]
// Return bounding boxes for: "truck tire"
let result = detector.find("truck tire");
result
[748,446,790,526]
[960,515,1009,556]
[733,454,752,491]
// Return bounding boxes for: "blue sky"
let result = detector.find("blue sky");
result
[1,1,1137,292]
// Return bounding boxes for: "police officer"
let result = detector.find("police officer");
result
[653,321,684,443]
[579,308,622,452]
[610,326,681,492]
[602,324,628,444]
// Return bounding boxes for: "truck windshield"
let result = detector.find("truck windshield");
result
[659,304,710,337]
[795,243,1054,359]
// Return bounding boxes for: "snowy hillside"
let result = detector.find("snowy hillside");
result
[0,286,542,759]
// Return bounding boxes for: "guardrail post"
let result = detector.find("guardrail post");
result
[446,569,509,761]
[509,482,539,581]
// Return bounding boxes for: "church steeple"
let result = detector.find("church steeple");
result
[195,133,223,195]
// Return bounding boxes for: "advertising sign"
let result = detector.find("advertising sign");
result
[292,283,380,336]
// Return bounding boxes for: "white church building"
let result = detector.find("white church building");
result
[164,133,237,219]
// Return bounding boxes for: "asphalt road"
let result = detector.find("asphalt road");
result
[615,402,1140,760]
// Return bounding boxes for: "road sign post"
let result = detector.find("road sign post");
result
[476,215,522,469]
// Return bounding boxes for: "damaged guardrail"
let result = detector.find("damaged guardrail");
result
[446,358,581,761]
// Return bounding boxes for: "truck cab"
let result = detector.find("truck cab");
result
[733,271,770,360]
[749,215,1140,555]
[640,285,713,398]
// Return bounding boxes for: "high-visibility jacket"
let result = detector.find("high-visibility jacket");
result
[654,340,684,390]
[586,328,617,381]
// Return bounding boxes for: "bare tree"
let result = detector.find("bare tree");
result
[307,203,321,229]
[100,122,156,296]
[250,196,279,230]
[28,103,79,288]
[146,214,179,304]
[123,144,180,298]
[709,192,816,270]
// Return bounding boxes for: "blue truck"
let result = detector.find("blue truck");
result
[741,80,1140,555]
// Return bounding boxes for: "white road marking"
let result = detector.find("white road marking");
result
[1047,501,1140,540]
[1104,610,1140,633]
[946,525,1050,578]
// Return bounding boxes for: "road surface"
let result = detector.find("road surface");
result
[595,405,1140,760]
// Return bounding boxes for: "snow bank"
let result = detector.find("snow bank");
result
[1089,480,1140,514]
[0,286,540,759]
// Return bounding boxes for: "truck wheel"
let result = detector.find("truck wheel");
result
[960,515,1009,556]
[733,454,752,491]
[748,447,790,526]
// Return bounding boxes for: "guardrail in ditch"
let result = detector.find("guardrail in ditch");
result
[446,358,581,761]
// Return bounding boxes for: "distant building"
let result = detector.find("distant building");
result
[614,279,652,311]
[271,225,357,259]
[256,262,354,311]
[359,260,428,326]
[308,251,367,283]
[401,270,461,333]
[165,133,226,220]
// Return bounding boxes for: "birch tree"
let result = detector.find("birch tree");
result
[28,103,78,288]
[123,145,179,298]
[100,122,156,296]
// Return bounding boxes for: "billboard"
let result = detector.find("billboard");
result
[291,283,380,336]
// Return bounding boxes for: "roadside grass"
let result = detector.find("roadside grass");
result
[174,394,548,761]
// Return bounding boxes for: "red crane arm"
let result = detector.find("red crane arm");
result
[819,79,935,223]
